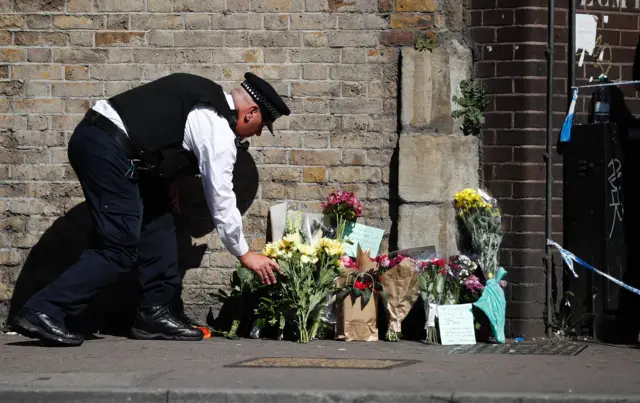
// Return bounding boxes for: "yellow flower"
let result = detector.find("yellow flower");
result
[262,243,278,258]
[298,244,317,257]
[283,232,302,246]
[327,242,345,257]
[488,272,494,279]
[454,188,493,213]
[317,238,345,256]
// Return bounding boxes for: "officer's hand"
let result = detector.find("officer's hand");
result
[238,251,281,285]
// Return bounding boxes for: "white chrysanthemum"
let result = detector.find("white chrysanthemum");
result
[300,244,316,255]
[283,232,302,246]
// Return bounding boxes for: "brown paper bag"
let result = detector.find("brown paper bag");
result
[378,259,419,336]
[335,293,378,342]
[335,267,379,342]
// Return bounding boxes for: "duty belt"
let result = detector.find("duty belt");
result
[82,109,147,179]
[82,109,138,160]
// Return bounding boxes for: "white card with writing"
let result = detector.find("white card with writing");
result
[437,304,477,346]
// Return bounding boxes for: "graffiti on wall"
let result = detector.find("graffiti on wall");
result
[608,157,624,238]
[577,32,613,79]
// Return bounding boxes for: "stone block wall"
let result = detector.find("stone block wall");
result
[396,45,479,257]
[0,0,472,328]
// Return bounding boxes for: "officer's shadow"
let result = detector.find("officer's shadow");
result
[6,148,259,338]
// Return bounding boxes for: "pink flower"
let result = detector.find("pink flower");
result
[323,190,363,219]
[340,255,356,269]
[465,275,485,293]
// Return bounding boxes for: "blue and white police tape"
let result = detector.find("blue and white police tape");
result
[547,239,640,297]
[558,79,640,143]
[559,87,578,143]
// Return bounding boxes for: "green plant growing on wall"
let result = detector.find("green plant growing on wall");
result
[452,79,489,137]
[414,33,437,52]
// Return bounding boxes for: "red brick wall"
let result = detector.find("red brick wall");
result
[469,0,640,336]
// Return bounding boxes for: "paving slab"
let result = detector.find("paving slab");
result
[1,334,640,402]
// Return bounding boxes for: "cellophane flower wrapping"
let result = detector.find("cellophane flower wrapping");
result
[453,188,503,280]
[473,267,507,343]
[284,202,336,244]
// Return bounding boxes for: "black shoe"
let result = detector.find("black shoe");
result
[130,305,204,341]
[12,308,84,347]
[173,309,200,327]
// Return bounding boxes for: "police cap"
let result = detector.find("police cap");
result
[241,72,291,134]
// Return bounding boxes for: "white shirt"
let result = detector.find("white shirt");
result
[92,96,250,257]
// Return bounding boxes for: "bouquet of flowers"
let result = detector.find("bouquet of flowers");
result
[417,255,476,344]
[334,246,385,342]
[375,253,409,274]
[322,190,363,240]
[453,188,503,280]
[213,266,265,339]
[262,232,344,343]
[376,253,419,342]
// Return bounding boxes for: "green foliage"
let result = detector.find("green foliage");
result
[452,79,489,137]
[254,293,287,340]
[276,256,340,343]
[414,33,437,52]
[215,266,261,302]
[214,266,267,339]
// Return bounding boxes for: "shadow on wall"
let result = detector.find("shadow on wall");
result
[6,148,259,336]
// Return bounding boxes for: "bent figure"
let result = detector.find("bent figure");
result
[12,72,290,347]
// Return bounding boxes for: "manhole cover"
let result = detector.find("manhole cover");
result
[225,357,420,369]
[449,341,588,356]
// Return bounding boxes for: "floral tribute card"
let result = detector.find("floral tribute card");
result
[343,222,385,258]
[437,304,477,346]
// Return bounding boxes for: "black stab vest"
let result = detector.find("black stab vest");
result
[108,73,236,180]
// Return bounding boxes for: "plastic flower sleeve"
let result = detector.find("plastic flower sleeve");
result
[472,266,507,344]
[453,188,503,280]
[284,202,335,244]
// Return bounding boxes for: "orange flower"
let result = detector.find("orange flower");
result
[197,326,212,339]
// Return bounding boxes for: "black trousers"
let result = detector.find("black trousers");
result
[25,120,181,323]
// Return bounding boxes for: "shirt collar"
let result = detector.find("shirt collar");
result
[226,92,248,151]
[225,92,235,110]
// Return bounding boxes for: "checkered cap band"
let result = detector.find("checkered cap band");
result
[241,81,282,122]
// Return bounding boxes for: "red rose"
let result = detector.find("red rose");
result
[354,280,372,290]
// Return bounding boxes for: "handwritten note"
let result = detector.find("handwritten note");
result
[391,245,437,260]
[576,14,598,55]
[343,222,384,258]
[437,304,477,346]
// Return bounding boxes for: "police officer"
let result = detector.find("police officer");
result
[12,72,290,346]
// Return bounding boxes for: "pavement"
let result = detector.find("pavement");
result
[1,333,640,402]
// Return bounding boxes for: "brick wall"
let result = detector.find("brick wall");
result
[0,0,466,328]
[470,0,640,335]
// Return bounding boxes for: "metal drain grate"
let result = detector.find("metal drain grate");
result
[449,341,588,356]
[225,357,421,369]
